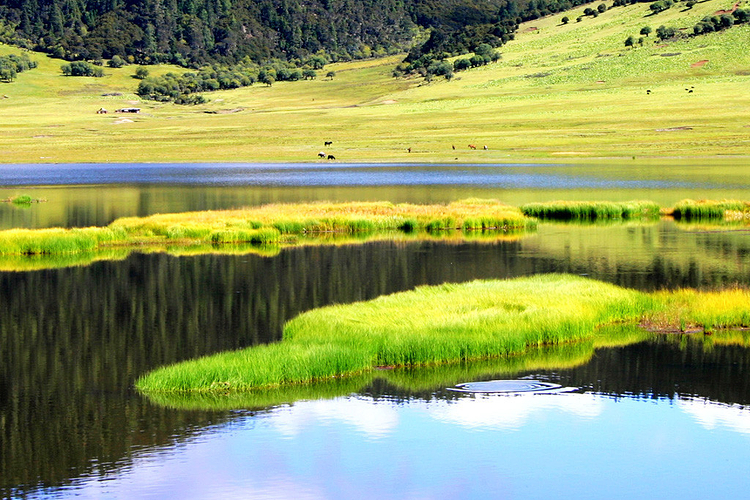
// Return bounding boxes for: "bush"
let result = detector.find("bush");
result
[562,16,569,24]
[134,66,149,79]
[640,26,652,36]
[107,55,125,68]
[61,61,103,77]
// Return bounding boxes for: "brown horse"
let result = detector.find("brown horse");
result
[468,144,477,150]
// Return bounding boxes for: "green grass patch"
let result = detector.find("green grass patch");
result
[137,273,750,396]
[136,274,654,393]
[520,200,661,220]
[0,199,534,255]
[671,199,750,221]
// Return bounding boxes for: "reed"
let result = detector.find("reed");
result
[520,200,661,221]
[646,287,750,333]
[670,199,750,221]
[136,274,653,393]
[0,199,534,255]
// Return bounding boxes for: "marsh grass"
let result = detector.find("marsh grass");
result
[138,274,750,395]
[520,200,661,221]
[0,199,534,255]
[646,287,750,333]
[671,199,750,221]
[136,274,654,393]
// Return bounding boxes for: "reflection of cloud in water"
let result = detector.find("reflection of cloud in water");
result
[272,397,400,439]
[431,393,604,430]
[678,398,750,435]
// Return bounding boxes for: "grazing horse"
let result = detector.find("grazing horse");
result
[407,147,412,153]
[468,144,477,150]
[324,141,333,146]
[318,152,326,158]
[327,154,336,160]
[483,145,488,150]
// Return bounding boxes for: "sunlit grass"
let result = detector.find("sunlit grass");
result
[670,199,750,221]
[3,0,750,162]
[646,286,750,333]
[520,200,660,220]
[136,274,654,393]
[0,199,534,255]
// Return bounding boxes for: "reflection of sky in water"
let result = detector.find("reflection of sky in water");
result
[0,163,718,189]
[52,393,750,500]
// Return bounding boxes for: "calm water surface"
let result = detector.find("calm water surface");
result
[1,163,750,499]
[2,161,750,229]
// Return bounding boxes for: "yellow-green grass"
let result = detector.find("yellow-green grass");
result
[147,324,654,410]
[0,199,534,255]
[670,198,750,220]
[136,274,655,393]
[520,200,660,220]
[645,286,750,333]
[2,0,750,162]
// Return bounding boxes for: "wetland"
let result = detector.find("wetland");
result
[2,161,750,499]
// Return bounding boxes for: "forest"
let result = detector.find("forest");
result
[0,0,597,67]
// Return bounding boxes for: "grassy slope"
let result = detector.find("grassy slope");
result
[1,0,749,162]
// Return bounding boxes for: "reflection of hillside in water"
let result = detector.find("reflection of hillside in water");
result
[2,220,750,496]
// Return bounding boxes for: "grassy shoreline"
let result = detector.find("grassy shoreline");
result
[0,199,535,255]
[135,274,750,395]
[1,198,747,258]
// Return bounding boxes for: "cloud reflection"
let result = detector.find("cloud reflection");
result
[272,397,400,439]
[431,393,604,430]
[678,398,750,435]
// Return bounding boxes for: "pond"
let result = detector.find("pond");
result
[1,162,750,499]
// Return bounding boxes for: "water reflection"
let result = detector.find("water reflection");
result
[2,221,750,497]
[3,161,750,229]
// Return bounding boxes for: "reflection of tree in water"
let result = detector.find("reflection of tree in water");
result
[2,224,750,496]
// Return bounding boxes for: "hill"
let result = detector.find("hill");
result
[1,0,749,162]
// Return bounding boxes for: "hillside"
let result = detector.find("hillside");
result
[1,0,749,162]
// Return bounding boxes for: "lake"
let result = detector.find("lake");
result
[1,162,750,499]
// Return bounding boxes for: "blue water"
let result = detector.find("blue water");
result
[43,393,750,500]
[0,162,722,188]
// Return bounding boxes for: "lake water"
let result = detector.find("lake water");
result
[1,162,750,499]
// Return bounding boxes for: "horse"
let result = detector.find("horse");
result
[318,152,326,158]
[483,145,488,150]
[468,144,477,150]
[327,154,336,160]
[407,147,412,153]
[324,141,333,146]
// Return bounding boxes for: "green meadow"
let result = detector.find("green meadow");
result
[2,0,750,162]
[136,273,750,395]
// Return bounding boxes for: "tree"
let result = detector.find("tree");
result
[562,16,569,24]
[640,26,652,36]
[302,69,317,80]
[597,3,607,13]
[325,70,336,80]
[453,58,471,71]
[624,35,636,47]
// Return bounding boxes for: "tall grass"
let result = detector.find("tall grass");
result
[520,200,661,221]
[646,287,750,333]
[670,199,750,221]
[0,199,535,255]
[136,274,653,393]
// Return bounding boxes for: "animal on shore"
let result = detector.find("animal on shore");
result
[407,147,412,153]
[483,145,488,150]
[452,145,455,150]
[327,154,336,160]
[324,141,333,146]
[318,152,326,158]
[468,144,477,150]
